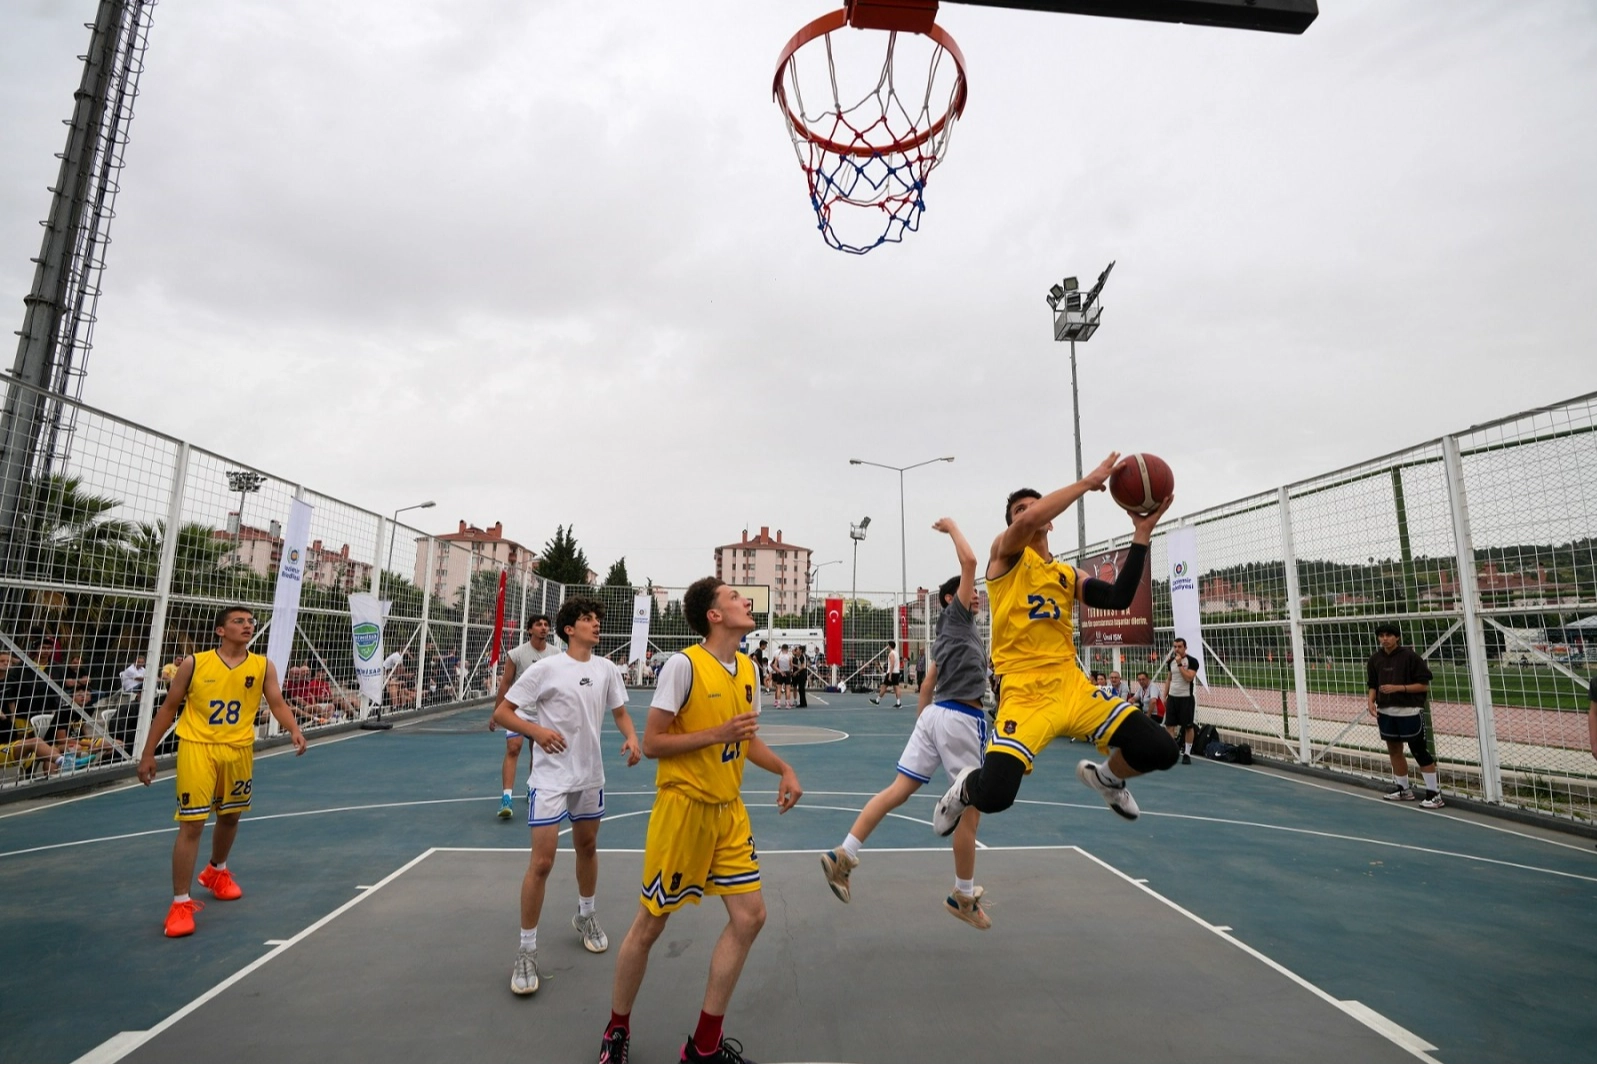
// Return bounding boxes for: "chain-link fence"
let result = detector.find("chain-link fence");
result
[1069,391,1597,823]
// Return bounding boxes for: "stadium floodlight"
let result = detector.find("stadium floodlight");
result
[225,470,267,543]
[1062,276,1079,291]
[1049,283,1065,302]
[1046,262,1114,561]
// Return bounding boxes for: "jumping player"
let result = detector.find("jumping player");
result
[136,606,308,938]
[600,578,802,1065]
[491,614,561,819]
[933,453,1177,836]
[492,596,639,995]
[821,517,992,928]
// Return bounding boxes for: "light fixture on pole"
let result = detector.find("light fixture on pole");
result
[806,558,842,613]
[849,517,870,676]
[385,500,437,585]
[849,456,955,660]
[1046,260,1114,562]
[225,470,267,552]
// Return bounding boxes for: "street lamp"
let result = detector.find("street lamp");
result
[849,456,954,659]
[1046,260,1114,562]
[226,470,266,549]
[806,559,842,612]
[849,517,870,677]
[385,500,437,586]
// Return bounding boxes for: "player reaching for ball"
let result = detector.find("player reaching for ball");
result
[933,452,1178,837]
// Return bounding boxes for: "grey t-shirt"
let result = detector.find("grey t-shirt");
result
[931,596,986,705]
[508,640,561,675]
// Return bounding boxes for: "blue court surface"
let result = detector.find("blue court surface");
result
[2,692,1594,1063]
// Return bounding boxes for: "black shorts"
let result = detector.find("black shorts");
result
[773,672,791,685]
[1164,694,1196,728]
[1376,711,1424,741]
[882,672,903,686]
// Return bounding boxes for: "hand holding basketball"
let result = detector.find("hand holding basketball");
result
[1084,451,1121,492]
[1109,454,1175,516]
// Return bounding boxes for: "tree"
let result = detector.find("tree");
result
[538,525,591,586]
[604,557,631,588]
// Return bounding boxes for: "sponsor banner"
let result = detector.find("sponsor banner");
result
[349,592,391,704]
[264,498,313,679]
[824,598,844,666]
[628,591,652,664]
[1165,526,1208,687]
[1079,544,1154,647]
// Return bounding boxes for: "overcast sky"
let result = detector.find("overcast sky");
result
[2,0,1594,595]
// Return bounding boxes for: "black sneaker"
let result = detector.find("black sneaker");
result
[680,1035,752,1063]
[599,1026,629,1063]
[1181,752,1192,765]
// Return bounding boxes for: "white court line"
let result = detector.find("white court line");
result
[1230,761,1597,855]
[1011,798,1597,884]
[76,847,440,1065]
[1072,845,1439,1064]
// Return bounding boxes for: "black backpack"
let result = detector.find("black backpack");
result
[1191,722,1219,753]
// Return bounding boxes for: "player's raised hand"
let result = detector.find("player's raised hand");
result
[1130,494,1175,536]
[775,766,803,813]
[620,736,642,766]
[932,517,959,535]
[1084,451,1121,491]
[715,712,760,745]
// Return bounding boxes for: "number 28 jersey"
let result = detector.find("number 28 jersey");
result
[652,644,758,804]
[988,546,1079,675]
[176,650,266,747]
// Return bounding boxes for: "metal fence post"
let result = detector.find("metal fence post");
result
[416,535,434,710]
[133,441,190,761]
[459,547,472,700]
[1278,486,1312,763]
[1441,434,1503,802]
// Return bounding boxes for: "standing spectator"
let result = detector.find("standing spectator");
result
[1164,638,1200,765]
[870,642,903,708]
[792,645,810,708]
[772,644,794,709]
[1127,671,1163,724]
[750,640,770,693]
[119,655,147,695]
[1367,622,1444,808]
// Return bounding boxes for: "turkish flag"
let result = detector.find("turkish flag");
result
[489,569,509,667]
[824,598,844,666]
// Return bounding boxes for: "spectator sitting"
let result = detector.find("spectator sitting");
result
[282,664,332,725]
[118,655,146,697]
[0,651,68,776]
[1127,671,1163,723]
[1104,671,1127,701]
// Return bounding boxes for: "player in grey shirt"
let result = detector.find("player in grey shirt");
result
[821,517,994,929]
[492,615,563,819]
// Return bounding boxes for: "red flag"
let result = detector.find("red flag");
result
[899,604,909,660]
[489,570,509,667]
[824,598,843,666]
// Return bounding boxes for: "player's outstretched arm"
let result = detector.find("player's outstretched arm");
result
[933,517,978,607]
[137,656,193,784]
[990,452,1120,567]
[262,661,308,755]
[746,737,802,813]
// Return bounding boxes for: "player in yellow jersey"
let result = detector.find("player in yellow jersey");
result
[599,577,802,1065]
[137,605,307,938]
[933,453,1177,836]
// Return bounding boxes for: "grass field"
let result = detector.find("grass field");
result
[1206,659,1591,712]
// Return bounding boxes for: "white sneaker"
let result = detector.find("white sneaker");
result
[573,911,609,953]
[511,947,539,995]
[820,849,860,903]
[1076,760,1139,820]
[933,766,976,837]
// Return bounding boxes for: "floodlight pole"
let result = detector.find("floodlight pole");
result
[1070,340,1085,561]
[849,517,870,683]
[1047,261,1113,562]
[849,457,954,660]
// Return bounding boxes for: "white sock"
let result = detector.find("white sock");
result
[174,893,191,904]
[210,861,227,871]
[502,789,512,799]
[954,877,974,896]
[1183,743,1192,754]
[520,927,537,951]
[578,895,596,917]
[1096,763,1124,787]
[841,834,863,860]
[1422,772,1438,793]
[1395,775,1410,789]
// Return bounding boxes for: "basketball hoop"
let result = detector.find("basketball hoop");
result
[773,2,968,254]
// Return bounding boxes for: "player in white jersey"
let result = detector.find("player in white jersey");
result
[491,614,562,819]
[492,597,640,997]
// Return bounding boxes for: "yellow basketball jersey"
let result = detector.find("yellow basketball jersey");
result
[988,546,1079,674]
[176,649,266,747]
[654,644,756,804]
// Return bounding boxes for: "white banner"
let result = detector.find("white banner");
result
[264,498,313,680]
[627,591,651,664]
[348,592,391,705]
[1165,526,1208,688]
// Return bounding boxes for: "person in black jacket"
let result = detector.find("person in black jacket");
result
[1367,622,1443,809]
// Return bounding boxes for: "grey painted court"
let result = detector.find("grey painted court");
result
[122,848,1419,1064]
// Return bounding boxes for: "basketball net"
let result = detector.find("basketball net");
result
[773,3,968,254]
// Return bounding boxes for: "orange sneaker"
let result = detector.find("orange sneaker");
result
[198,864,243,901]
[164,898,204,938]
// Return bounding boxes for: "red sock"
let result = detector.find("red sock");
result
[608,1011,629,1034]
[693,1011,723,1054]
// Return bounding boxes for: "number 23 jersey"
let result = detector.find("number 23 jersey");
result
[988,546,1080,675]
[651,644,759,804]
[176,650,266,746]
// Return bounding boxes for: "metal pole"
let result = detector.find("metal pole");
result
[1442,434,1502,803]
[1278,487,1312,763]
[133,440,189,761]
[459,545,472,700]
[1070,339,1085,561]
[416,536,435,711]
[899,470,908,662]
[851,539,858,685]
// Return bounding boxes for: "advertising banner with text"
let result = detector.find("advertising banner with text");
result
[1078,544,1154,647]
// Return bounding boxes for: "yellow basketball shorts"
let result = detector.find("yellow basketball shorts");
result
[988,667,1136,769]
[638,788,760,916]
[0,741,30,767]
[173,741,254,822]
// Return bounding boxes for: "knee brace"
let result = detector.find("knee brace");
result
[966,751,1026,814]
[1110,711,1179,773]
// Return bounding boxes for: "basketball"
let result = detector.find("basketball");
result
[1109,453,1174,515]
